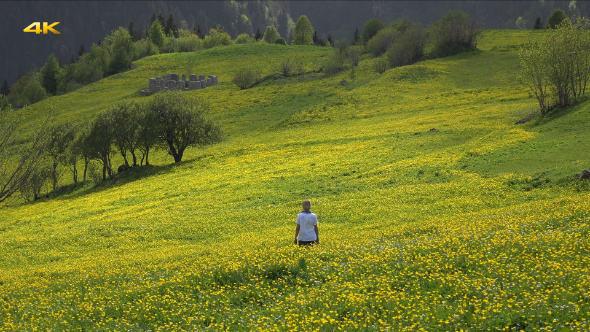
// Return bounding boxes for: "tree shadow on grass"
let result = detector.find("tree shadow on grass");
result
[49,163,179,203]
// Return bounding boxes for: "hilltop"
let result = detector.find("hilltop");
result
[0,30,589,331]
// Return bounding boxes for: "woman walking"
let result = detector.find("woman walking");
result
[294,200,319,246]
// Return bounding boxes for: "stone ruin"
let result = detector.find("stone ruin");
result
[140,73,218,96]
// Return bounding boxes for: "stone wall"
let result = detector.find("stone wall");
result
[140,73,218,96]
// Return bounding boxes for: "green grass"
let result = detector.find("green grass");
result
[1,31,590,331]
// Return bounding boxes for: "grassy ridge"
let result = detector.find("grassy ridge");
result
[1,30,590,331]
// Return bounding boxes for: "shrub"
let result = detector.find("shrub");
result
[362,18,385,44]
[233,67,262,89]
[204,27,232,48]
[133,40,159,60]
[386,22,426,68]
[431,10,482,57]
[279,57,304,77]
[346,46,363,67]
[275,38,287,45]
[373,57,388,74]
[366,27,398,57]
[323,51,348,75]
[175,34,203,52]
[236,33,254,44]
[161,37,176,53]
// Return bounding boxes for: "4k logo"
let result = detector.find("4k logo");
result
[24,22,61,34]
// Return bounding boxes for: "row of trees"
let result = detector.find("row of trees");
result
[0,91,222,202]
[519,17,590,115]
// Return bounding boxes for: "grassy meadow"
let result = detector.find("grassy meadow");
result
[1,29,590,331]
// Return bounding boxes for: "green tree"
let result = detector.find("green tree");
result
[147,91,223,163]
[104,27,134,75]
[263,25,280,44]
[40,54,60,95]
[292,15,314,45]
[134,103,160,166]
[547,9,568,29]
[362,18,385,45]
[104,100,140,168]
[0,111,49,203]
[149,20,165,48]
[86,111,115,181]
[519,18,590,114]
[46,123,74,191]
[7,71,48,108]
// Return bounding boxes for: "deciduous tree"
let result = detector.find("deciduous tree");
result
[292,15,314,45]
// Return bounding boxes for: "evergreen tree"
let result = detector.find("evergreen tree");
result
[128,21,141,42]
[327,34,334,47]
[78,44,86,60]
[194,25,205,39]
[165,14,179,38]
[534,16,543,30]
[40,53,60,95]
[255,27,263,41]
[352,28,361,45]
[0,80,10,96]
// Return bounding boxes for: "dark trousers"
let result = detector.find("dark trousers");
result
[298,240,315,246]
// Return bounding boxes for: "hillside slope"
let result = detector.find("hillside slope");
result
[1,30,589,331]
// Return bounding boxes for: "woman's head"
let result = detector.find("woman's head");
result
[302,200,311,211]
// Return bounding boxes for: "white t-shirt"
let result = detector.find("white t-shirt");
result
[296,211,318,241]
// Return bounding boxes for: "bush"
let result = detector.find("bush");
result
[279,57,304,77]
[161,37,177,53]
[233,67,262,89]
[204,27,232,48]
[175,34,203,52]
[133,40,159,60]
[386,23,427,67]
[431,11,482,57]
[366,27,398,57]
[236,33,254,44]
[323,51,348,75]
[362,18,385,44]
[275,38,287,45]
[373,57,388,74]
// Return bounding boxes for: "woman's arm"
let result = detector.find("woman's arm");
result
[294,224,300,244]
[314,225,319,244]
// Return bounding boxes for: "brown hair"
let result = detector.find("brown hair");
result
[302,200,311,211]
